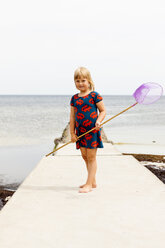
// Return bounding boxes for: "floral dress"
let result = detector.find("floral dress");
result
[70,91,104,149]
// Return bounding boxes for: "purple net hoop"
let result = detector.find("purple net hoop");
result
[133,82,163,105]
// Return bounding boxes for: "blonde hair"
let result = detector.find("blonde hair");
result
[74,67,95,91]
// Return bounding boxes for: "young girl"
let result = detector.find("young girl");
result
[70,67,106,193]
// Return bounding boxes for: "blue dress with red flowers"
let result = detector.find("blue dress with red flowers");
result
[70,91,104,149]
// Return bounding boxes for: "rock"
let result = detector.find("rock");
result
[122,153,165,163]
[5,196,11,201]
[53,122,114,153]
[0,187,15,210]
[0,199,3,209]
[144,164,165,184]
[122,153,165,184]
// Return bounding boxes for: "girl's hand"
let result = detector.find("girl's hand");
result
[95,121,101,130]
[71,133,79,142]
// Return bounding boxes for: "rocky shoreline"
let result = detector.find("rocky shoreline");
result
[1,153,164,211]
[0,124,164,211]
[123,153,165,184]
[0,183,19,210]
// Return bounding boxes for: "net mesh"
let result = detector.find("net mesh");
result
[133,82,163,104]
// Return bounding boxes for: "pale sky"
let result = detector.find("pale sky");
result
[0,0,165,95]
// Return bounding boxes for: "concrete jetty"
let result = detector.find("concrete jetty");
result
[0,143,165,247]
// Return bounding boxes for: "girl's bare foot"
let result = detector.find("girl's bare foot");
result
[79,183,97,188]
[79,184,92,193]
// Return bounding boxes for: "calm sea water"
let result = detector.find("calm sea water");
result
[0,95,165,188]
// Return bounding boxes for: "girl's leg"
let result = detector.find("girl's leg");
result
[79,148,97,193]
[79,147,88,170]
[86,148,97,185]
[79,147,97,188]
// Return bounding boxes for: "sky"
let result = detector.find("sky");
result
[0,0,165,95]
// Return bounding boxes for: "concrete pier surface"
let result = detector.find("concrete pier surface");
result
[0,143,164,248]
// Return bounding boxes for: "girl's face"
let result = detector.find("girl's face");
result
[75,77,90,92]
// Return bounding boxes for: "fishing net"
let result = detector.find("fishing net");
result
[133,82,163,105]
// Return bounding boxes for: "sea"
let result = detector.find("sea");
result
[0,95,165,189]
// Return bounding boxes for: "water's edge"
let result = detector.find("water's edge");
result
[0,125,165,211]
[1,153,165,211]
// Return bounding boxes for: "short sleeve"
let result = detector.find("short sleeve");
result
[70,95,75,106]
[95,92,103,103]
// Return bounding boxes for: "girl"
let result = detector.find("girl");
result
[70,67,106,193]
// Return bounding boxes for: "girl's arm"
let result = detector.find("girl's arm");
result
[70,106,76,134]
[96,101,106,123]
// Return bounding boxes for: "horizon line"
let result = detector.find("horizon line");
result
[0,94,133,96]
